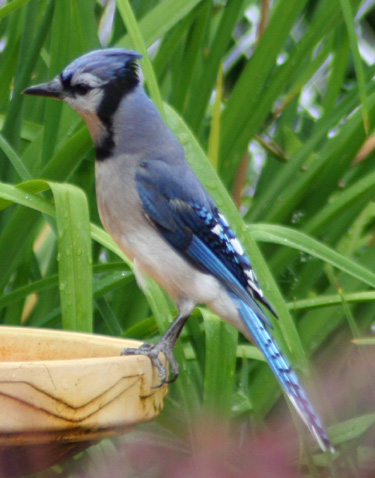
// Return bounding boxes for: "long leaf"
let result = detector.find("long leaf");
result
[250,224,375,288]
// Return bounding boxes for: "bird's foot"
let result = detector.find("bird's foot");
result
[121,338,179,388]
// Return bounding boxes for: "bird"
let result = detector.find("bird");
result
[23,48,334,453]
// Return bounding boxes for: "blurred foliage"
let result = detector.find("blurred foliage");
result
[1,0,375,476]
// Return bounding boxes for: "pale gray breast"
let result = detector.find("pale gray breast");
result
[95,154,148,260]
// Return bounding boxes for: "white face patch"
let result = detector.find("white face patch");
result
[61,70,107,114]
[64,87,104,114]
[71,72,104,89]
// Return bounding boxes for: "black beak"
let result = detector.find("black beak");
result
[23,78,65,99]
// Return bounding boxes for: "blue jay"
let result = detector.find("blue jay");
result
[24,48,334,453]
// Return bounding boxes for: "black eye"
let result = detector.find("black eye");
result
[74,84,91,96]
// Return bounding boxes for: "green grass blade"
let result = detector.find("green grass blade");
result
[330,413,375,445]
[0,134,32,180]
[207,65,223,170]
[236,344,266,362]
[250,224,375,288]
[0,0,31,20]
[339,0,370,132]
[116,0,164,115]
[41,126,92,180]
[48,182,92,332]
[304,170,375,235]
[201,308,238,416]
[288,291,375,311]
[322,26,350,115]
[116,0,203,50]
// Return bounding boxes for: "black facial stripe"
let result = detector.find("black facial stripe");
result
[60,72,93,97]
[95,132,115,161]
[95,59,139,161]
[97,61,139,125]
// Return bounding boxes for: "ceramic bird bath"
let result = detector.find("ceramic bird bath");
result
[0,326,167,477]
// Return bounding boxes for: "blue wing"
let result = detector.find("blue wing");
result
[136,158,276,320]
[135,159,333,452]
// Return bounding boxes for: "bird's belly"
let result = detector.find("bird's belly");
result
[120,226,248,336]
[124,225,219,304]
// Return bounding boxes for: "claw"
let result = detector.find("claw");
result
[122,312,189,387]
[121,339,180,387]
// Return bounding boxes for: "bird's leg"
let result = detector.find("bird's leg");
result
[121,312,190,387]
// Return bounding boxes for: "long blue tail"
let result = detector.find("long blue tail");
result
[231,293,334,453]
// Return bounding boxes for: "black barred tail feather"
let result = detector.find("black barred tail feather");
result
[231,293,334,453]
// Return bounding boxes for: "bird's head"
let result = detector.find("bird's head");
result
[24,49,142,114]
[24,49,143,155]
